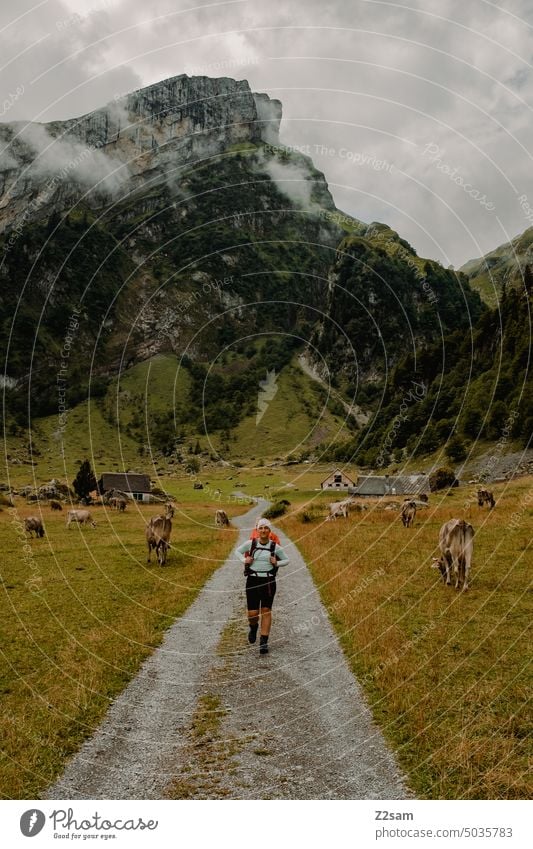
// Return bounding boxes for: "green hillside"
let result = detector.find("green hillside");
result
[460,226,533,306]
[3,349,355,487]
[224,357,351,460]
[312,230,484,390]
[324,283,532,466]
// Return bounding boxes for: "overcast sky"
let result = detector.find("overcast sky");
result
[2,0,533,267]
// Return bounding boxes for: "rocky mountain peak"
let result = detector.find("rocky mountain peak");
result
[0,75,282,232]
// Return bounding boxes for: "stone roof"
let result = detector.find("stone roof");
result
[351,476,389,495]
[350,474,430,496]
[99,473,151,493]
[391,474,431,495]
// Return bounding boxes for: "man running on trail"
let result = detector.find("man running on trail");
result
[235,518,289,655]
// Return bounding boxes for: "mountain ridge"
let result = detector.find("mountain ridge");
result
[3,72,528,468]
[0,74,282,234]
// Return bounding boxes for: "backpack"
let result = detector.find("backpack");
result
[245,537,279,576]
[250,528,281,545]
[249,537,277,558]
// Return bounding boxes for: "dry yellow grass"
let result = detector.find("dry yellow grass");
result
[279,477,532,799]
[0,497,244,798]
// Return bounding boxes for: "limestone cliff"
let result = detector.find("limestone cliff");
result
[0,75,282,232]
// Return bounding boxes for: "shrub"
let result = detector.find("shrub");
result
[263,500,290,519]
[299,506,321,523]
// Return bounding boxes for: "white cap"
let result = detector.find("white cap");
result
[256,517,272,529]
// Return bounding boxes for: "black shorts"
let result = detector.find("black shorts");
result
[245,575,277,610]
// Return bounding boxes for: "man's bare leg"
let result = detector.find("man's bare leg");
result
[260,607,271,636]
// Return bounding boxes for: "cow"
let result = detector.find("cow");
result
[50,500,63,511]
[66,509,96,529]
[116,498,127,512]
[24,517,45,538]
[327,500,349,520]
[477,489,495,508]
[432,519,474,591]
[401,500,417,527]
[146,505,173,565]
[215,509,230,527]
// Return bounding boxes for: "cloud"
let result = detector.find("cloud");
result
[11,119,130,195]
[0,149,18,171]
[1,0,533,265]
[257,153,315,208]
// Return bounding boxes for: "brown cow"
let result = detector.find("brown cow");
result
[146,505,173,565]
[50,500,63,511]
[477,489,495,508]
[401,500,416,527]
[215,509,229,527]
[24,517,45,537]
[432,518,474,591]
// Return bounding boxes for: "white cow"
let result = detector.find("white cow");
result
[327,500,350,520]
[66,509,96,529]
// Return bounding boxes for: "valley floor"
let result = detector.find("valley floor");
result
[45,499,408,800]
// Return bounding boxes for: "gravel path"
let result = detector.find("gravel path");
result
[46,499,409,800]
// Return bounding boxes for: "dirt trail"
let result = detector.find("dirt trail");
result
[46,499,409,800]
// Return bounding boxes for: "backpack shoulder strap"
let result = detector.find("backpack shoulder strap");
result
[250,537,258,557]
[269,540,276,555]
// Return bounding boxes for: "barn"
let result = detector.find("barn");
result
[321,469,356,490]
[97,473,153,502]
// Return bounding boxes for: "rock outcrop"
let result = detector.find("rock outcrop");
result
[0,75,282,232]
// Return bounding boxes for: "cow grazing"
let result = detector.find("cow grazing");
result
[25,517,45,537]
[477,489,495,508]
[50,500,63,511]
[146,505,173,565]
[432,518,474,591]
[66,509,96,529]
[215,509,230,527]
[401,500,417,527]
